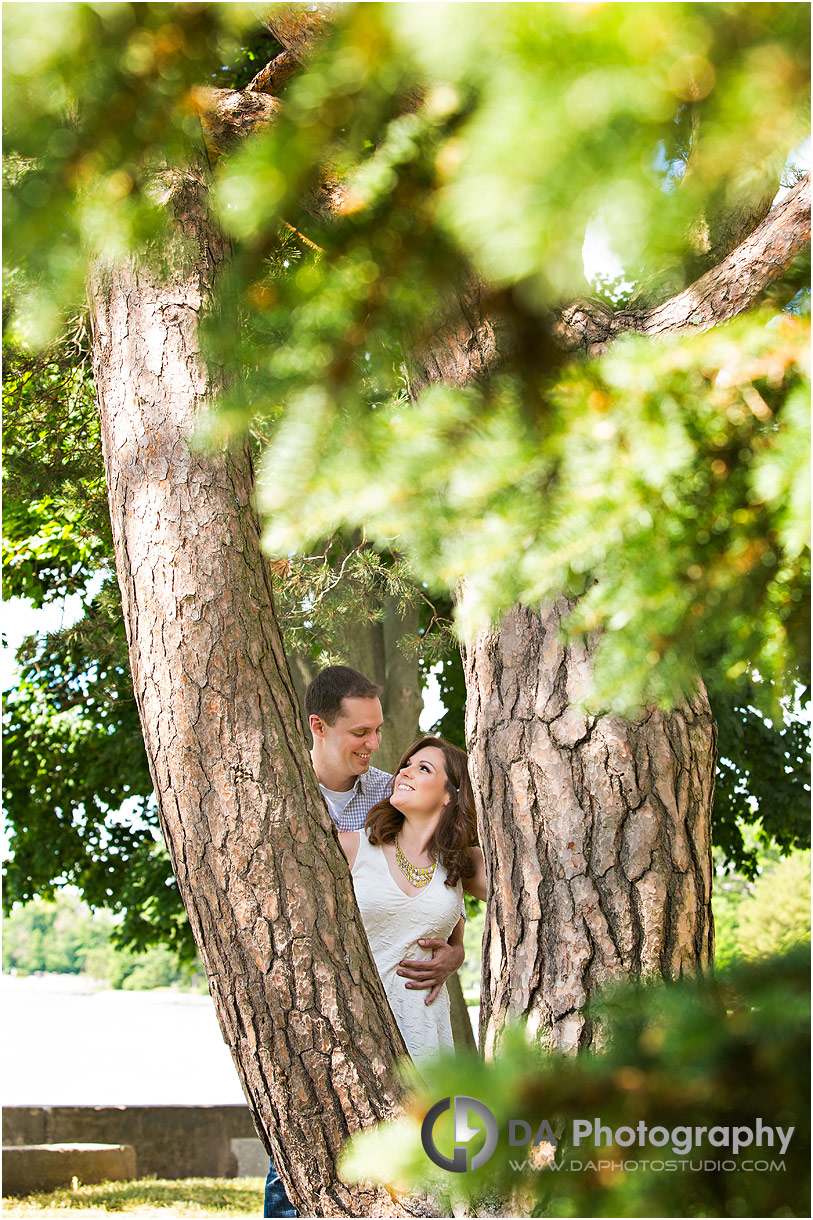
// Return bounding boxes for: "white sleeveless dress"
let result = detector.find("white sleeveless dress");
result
[351,831,463,1067]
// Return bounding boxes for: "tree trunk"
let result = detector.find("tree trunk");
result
[287,595,423,771]
[378,596,424,770]
[448,972,478,1053]
[463,602,716,1057]
[88,165,422,1218]
[328,592,423,771]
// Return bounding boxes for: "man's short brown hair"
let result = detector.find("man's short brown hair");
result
[305,666,383,726]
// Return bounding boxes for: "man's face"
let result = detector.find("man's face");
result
[313,696,384,782]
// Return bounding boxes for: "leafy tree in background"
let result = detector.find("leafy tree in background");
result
[710,681,810,876]
[1,890,112,976]
[3,4,810,1212]
[735,848,811,960]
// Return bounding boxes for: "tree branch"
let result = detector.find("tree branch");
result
[555,174,810,353]
[261,5,337,61]
[246,48,301,95]
[640,175,810,333]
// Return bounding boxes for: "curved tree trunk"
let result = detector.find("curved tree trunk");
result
[463,602,716,1057]
[88,166,422,1218]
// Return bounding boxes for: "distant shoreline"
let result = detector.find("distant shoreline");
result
[1,970,208,998]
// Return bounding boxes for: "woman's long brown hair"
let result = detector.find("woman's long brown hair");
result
[365,735,478,888]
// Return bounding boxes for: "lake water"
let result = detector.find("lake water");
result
[2,973,479,1108]
[2,973,246,1106]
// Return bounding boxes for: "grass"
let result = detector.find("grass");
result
[2,1176,266,1216]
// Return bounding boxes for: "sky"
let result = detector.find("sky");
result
[2,596,73,687]
[1,579,103,690]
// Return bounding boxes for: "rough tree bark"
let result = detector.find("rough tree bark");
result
[88,163,425,1218]
[463,602,715,1055]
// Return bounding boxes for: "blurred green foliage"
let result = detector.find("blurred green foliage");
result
[343,950,811,1217]
[214,2,810,713]
[2,889,112,976]
[734,849,811,962]
[255,311,809,713]
[3,3,810,713]
[2,2,264,344]
[713,843,811,971]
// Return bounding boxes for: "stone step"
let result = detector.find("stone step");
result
[2,1142,136,1196]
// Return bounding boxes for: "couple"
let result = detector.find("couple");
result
[265,665,486,1217]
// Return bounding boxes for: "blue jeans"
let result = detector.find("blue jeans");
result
[263,1157,297,1218]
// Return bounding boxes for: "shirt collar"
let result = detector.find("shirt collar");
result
[357,769,372,795]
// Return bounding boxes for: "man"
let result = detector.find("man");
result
[264,665,466,1217]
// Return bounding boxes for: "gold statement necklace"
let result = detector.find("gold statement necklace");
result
[395,836,437,888]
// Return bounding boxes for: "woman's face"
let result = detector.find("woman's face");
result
[390,746,451,818]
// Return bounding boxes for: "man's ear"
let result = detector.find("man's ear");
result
[309,713,327,740]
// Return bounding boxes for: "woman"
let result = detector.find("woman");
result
[338,735,486,1068]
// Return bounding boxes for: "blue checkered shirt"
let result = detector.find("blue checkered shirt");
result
[322,765,393,831]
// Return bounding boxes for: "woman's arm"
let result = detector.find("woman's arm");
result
[338,830,360,870]
[463,847,487,901]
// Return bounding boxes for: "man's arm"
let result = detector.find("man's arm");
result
[397,915,466,1006]
[463,848,487,901]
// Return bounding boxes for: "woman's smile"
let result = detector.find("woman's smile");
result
[390,746,450,816]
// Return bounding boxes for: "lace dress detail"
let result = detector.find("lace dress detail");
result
[351,831,463,1067]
